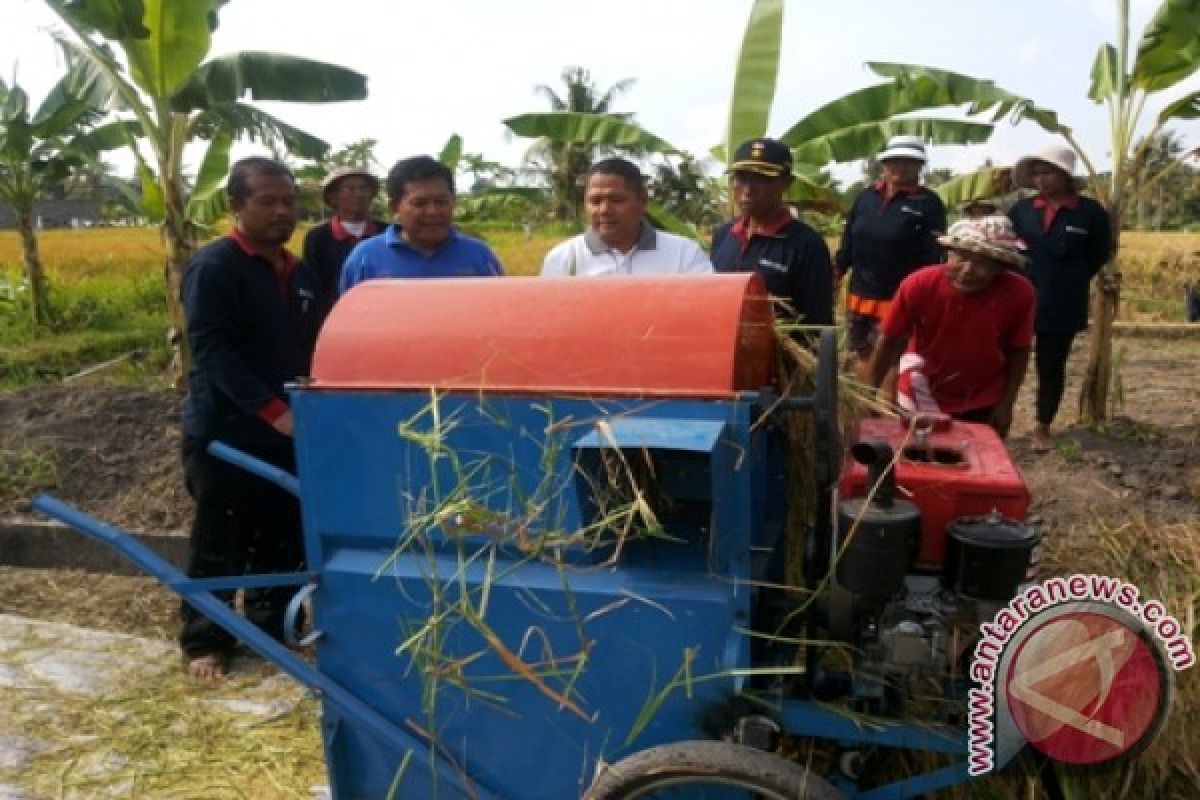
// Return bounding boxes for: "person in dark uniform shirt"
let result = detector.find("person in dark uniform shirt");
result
[301,166,385,310]
[180,157,323,681]
[1008,144,1113,452]
[711,138,834,331]
[835,135,947,382]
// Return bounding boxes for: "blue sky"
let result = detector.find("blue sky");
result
[3,0,1197,183]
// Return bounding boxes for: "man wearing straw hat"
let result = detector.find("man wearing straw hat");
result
[867,216,1035,437]
[302,166,386,309]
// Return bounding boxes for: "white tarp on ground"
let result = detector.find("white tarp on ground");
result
[0,613,325,799]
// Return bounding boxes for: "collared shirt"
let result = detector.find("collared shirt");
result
[339,224,504,294]
[1031,194,1081,232]
[729,207,793,248]
[230,228,298,298]
[711,213,834,326]
[302,216,386,310]
[182,235,323,447]
[834,182,947,300]
[1009,193,1112,333]
[540,222,712,276]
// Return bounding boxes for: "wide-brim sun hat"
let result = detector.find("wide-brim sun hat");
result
[321,167,380,206]
[937,215,1029,268]
[878,135,927,162]
[1012,144,1080,189]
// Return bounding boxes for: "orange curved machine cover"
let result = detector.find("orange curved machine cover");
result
[311,274,776,397]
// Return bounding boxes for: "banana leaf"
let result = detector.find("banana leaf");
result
[1131,0,1200,93]
[504,112,679,155]
[723,0,784,162]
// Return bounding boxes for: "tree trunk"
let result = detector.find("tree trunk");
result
[161,138,195,390]
[16,210,48,327]
[1078,220,1121,424]
[161,225,195,389]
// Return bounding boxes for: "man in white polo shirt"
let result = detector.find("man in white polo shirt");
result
[541,158,713,276]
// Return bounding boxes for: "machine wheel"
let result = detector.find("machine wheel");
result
[584,741,844,799]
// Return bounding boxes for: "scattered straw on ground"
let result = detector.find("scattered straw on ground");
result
[0,615,324,799]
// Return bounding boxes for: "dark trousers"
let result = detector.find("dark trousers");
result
[179,438,305,659]
[1035,332,1077,427]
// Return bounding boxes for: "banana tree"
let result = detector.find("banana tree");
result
[866,0,1200,423]
[0,72,125,326]
[43,0,368,382]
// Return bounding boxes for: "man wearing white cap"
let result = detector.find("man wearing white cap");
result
[868,216,1034,437]
[302,167,385,310]
[836,135,947,380]
[1008,144,1112,451]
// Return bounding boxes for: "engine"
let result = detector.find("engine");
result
[816,413,1041,718]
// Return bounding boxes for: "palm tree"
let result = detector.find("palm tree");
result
[523,67,636,221]
[43,0,368,381]
[1129,131,1187,229]
[0,72,122,325]
[504,1,994,223]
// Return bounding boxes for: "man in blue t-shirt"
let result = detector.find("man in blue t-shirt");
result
[338,156,503,293]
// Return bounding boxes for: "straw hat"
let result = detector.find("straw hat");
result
[937,216,1029,268]
[1012,144,1079,189]
[321,167,380,206]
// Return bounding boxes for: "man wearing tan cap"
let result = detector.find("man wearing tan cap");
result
[711,138,834,328]
[302,166,385,309]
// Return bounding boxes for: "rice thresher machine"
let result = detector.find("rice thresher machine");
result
[35,274,1043,799]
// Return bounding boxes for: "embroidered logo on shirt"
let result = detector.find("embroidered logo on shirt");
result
[297,287,314,314]
[1065,225,1089,234]
[758,258,788,273]
[900,206,926,217]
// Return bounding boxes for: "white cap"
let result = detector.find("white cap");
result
[879,135,927,163]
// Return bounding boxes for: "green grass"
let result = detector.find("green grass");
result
[0,447,60,508]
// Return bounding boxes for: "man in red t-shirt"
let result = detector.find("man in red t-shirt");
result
[868,216,1034,437]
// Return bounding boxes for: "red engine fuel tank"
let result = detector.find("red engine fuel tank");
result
[838,414,1030,569]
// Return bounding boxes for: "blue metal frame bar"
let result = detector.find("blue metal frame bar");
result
[780,700,966,755]
[207,441,301,497]
[32,494,498,800]
[169,572,311,593]
[855,763,973,800]
[781,700,975,799]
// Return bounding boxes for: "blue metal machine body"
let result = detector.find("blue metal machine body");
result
[290,389,779,799]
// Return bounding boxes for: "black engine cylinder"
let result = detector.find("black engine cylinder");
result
[835,441,921,597]
[942,513,1040,602]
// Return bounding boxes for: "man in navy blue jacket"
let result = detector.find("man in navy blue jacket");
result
[711,138,834,330]
[180,157,323,680]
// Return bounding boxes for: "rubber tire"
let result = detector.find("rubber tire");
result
[584,741,844,799]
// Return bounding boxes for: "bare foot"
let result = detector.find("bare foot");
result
[1032,426,1055,453]
[187,653,229,681]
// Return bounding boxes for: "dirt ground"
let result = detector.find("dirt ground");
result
[0,335,1197,641]
[0,384,187,531]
